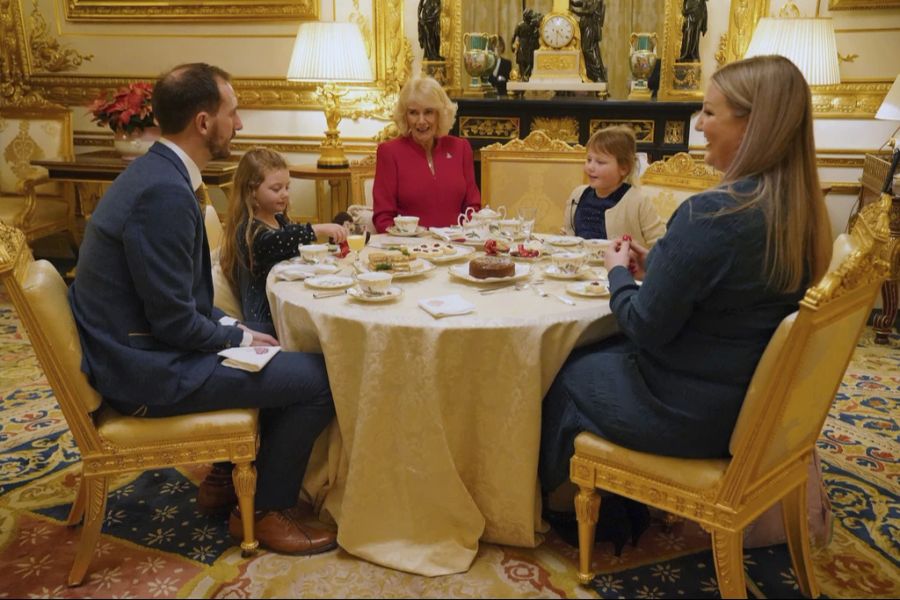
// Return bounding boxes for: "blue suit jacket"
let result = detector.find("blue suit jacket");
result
[69,143,243,406]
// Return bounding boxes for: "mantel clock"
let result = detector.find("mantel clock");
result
[530,0,586,83]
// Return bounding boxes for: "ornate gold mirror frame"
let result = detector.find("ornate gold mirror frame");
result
[0,0,412,113]
[714,0,891,117]
[64,0,318,21]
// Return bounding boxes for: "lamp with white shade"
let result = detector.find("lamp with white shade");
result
[743,2,840,86]
[287,22,373,169]
[875,75,900,154]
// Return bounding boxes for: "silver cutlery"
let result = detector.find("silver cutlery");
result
[552,293,576,306]
[313,290,347,299]
[479,282,528,295]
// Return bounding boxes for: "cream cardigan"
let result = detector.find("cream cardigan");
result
[562,184,665,247]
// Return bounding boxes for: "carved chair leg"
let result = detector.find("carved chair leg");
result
[574,485,601,585]
[782,482,820,598]
[65,469,86,527]
[872,279,898,344]
[233,461,258,557]
[710,528,748,599]
[67,475,108,587]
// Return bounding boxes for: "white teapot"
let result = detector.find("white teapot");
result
[459,205,506,228]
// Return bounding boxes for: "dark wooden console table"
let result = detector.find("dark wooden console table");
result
[451,97,701,165]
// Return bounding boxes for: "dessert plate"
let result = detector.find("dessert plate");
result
[448,262,531,284]
[544,265,593,280]
[540,235,583,247]
[409,243,475,264]
[566,281,610,298]
[347,285,403,302]
[385,226,428,237]
[304,275,355,290]
[356,258,436,279]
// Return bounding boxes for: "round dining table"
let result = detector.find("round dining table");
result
[267,234,619,576]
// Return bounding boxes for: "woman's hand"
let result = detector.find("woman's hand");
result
[313,223,348,243]
[605,236,648,280]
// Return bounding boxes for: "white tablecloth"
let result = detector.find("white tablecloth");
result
[267,235,618,575]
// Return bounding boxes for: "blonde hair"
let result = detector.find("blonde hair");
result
[586,125,638,184]
[392,76,457,137]
[219,148,291,294]
[710,55,831,292]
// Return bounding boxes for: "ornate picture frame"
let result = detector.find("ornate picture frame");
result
[64,0,318,22]
[0,0,412,112]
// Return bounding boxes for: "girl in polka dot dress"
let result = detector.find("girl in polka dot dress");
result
[219,148,347,323]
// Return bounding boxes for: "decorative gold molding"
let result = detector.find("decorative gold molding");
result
[829,0,900,9]
[641,151,721,188]
[459,116,520,140]
[589,119,654,144]
[715,0,768,67]
[29,0,93,72]
[2,0,411,113]
[64,0,318,22]
[664,120,684,145]
[481,129,584,153]
[811,81,894,118]
[532,117,579,144]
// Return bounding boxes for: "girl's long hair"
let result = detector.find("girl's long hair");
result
[711,55,831,292]
[219,148,290,294]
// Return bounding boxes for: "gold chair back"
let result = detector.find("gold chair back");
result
[0,104,76,243]
[349,154,377,207]
[480,130,587,234]
[638,152,721,221]
[0,222,260,587]
[569,194,891,598]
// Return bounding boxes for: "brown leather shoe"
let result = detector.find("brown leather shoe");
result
[229,509,337,555]
[197,465,237,515]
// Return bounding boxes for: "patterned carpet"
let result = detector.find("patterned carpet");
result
[0,287,897,598]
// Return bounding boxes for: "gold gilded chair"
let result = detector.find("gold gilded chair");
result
[639,152,722,222]
[347,154,377,233]
[0,222,259,587]
[480,130,587,234]
[569,194,892,598]
[0,105,78,246]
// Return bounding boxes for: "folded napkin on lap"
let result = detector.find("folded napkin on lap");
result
[418,294,476,318]
[218,346,281,372]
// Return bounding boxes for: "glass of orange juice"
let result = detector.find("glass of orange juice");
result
[347,222,367,264]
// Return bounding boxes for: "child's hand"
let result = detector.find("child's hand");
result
[314,223,348,243]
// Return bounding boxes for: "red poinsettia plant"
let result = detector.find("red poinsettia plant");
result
[87,82,156,135]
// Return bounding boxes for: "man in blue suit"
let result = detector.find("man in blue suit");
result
[69,63,337,555]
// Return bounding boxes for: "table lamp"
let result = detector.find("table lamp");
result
[875,74,900,153]
[743,1,840,86]
[287,22,373,169]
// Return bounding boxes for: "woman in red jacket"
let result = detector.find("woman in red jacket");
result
[372,76,481,232]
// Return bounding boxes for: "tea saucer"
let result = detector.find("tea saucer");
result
[386,226,428,237]
[566,281,610,298]
[347,285,403,302]
[304,275,355,290]
[544,265,592,280]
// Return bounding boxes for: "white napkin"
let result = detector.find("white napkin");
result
[428,227,455,242]
[418,294,476,318]
[218,346,281,372]
[271,263,332,281]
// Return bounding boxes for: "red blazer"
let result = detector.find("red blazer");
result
[373,135,481,232]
